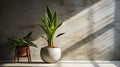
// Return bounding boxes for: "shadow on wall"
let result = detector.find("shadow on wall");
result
[112,0,120,61]
[0,0,47,61]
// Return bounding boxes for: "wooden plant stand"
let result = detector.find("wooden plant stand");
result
[14,46,31,63]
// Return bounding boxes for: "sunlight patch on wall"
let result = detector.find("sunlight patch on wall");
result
[57,0,115,60]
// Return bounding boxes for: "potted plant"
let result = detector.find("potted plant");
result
[7,32,37,63]
[38,7,64,63]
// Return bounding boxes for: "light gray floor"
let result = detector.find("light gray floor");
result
[0,61,120,67]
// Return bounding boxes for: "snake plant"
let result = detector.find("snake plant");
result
[38,7,64,47]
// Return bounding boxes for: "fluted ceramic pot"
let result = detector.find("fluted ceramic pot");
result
[40,47,61,63]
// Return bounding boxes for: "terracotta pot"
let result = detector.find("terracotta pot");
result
[40,47,61,63]
[16,46,30,57]
[14,46,31,63]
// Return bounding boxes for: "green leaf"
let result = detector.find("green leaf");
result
[56,33,65,38]
[23,32,32,39]
[40,35,48,41]
[46,16,51,27]
[39,16,48,27]
[53,11,58,26]
[46,6,53,21]
[55,21,64,30]
[28,42,37,48]
[38,23,47,34]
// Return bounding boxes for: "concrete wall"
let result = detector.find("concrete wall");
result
[0,0,119,61]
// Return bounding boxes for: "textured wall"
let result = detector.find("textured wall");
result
[59,0,115,60]
[0,0,119,61]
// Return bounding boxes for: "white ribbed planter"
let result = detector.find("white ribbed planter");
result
[40,47,61,63]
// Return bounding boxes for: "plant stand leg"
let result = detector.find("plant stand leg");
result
[14,48,17,63]
[17,57,19,62]
[30,55,31,62]
[29,49,31,62]
[14,55,17,63]
[28,54,31,62]
[28,56,29,63]
[27,47,31,63]
[28,55,31,62]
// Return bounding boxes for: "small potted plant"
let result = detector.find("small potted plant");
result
[38,7,64,63]
[7,32,37,63]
